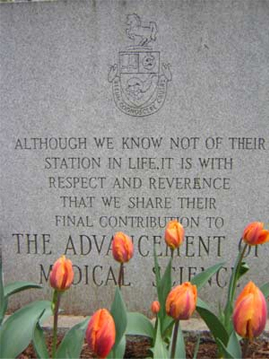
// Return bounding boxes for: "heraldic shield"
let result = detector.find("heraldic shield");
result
[119,51,160,108]
[108,14,172,117]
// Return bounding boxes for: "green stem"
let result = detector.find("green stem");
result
[118,263,124,290]
[171,319,180,359]
[153,316,158,346]
[224,242,248,329]
[242,338,249,359]
[230,242,248,302]
[52,290,61,359]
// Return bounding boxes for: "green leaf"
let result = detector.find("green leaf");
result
[162,316,174,337]
[0,262,7,326]
[218,303,225,326]
[32,312,49,359]
[191,262,225,290]
[158,258,172,325]
[55,318,89,359]
[169,322,186,359]
[226,330,241,359]
[192,334,200,359]
[150,319,168,359]
[196,298,229,347]
[110,287,127,349]
[126,312,154,338]
[154,246,161,290]
[260,282,269,298]
[108,335,126,359]
[238,262,249,278]
[4,281,42,297]
[216,339,235,359]
[0,300,52,359]
[154,250,173,338]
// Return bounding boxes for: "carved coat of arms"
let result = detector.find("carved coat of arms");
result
[108,14,172,117]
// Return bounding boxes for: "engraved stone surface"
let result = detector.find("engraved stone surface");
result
[1,0,269,315]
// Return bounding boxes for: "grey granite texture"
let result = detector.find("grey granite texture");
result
[0,1,56,3]
[1,0,269,315]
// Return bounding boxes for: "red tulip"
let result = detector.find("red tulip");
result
[49,255,74,291]
[233,281,267,340]
[151,300,160,314]
[165,220,184,250]
[242,222,269,246]
[86,309,116,358]
[112,232,134,263]
[166,282,197,320]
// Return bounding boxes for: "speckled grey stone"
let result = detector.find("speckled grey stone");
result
[1,0,269,315]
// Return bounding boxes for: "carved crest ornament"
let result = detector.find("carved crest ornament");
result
[108,14,172,117]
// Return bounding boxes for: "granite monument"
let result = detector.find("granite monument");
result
[1,0,268,315]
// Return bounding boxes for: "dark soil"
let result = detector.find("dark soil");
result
[18,334,269,359]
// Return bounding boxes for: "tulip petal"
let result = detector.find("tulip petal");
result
[112,232,134,263]
[86,309,116,359]
[166,282,197,320]
[233,294,255,338]
[250,290,267,337]
[165,220,184,250]
[151,301,160,314]
[242,222,269,246]
[49,256,74,291]
[233,281,267,340]
[256,229,269,245]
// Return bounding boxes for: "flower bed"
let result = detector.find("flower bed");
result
[1,221,269,359]
[18,334,269,359]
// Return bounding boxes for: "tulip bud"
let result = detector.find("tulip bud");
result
[165,220,184,250]
[86,308,116,359]
[112,232,134,263]
[151,300,160,315]
[166,282,197,320]
[49,255,74,291]
[242,222,269,246]
[233,281,267,340]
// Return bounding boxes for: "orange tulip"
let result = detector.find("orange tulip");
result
[151,300,160,314]
[242,222,269,246]
[165,220,184,250]
[233,281,267,340]
[166,282,197,320]
[112,232,134,263]
[86,309,116,359]
[49,255,74,291]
